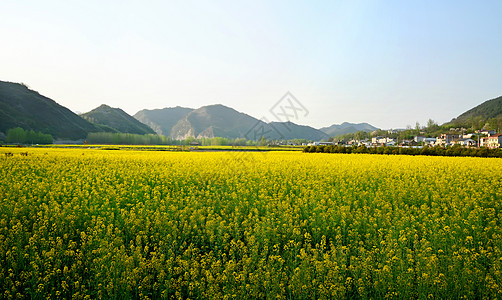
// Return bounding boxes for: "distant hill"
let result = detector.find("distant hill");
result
[0,80,103,139]
[270,121,329,140]
[81,104,155,135]
[170,104,261,139]
[448,95,502,127]
[0,79,384,141]
[320,122,378,137]
[167,104,330,141]
[133,106,194,136]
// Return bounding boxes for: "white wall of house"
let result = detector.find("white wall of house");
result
[486,135,502,148]
[414,136,425,143]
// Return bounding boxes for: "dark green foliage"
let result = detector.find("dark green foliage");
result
[303,145,502,158]
[6,127,53,144]
[81,104,155,135]
[5,127,25,143]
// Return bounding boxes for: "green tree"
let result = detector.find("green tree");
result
[6,127,27,143]
[415,121,421,134]
[354,131,369,141]
[26,130,37,144]
[259,135,267,146]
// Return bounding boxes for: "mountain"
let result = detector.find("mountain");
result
[270,121,329,140]
[0,80,103,139]
[320,122,378,137]
[0,79,381,141]
[81,104,155,135]
[170,104,261,139]
[448,95,502,127]
[133,106,194,136]
[167,104,330,141]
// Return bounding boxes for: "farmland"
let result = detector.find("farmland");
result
[1,148,501,299]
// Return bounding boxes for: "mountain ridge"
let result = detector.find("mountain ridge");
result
[0,80,103,139]
[320,122,378,137]
[133,106,194,136]
[81,104,155,135]
[170,104,265,140]
[447,95,502,128]
[25,79,502,141]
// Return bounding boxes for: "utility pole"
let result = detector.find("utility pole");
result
[478,127,480,148]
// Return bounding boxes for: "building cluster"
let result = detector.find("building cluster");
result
[422,130,502,149]
[309,130,502,149]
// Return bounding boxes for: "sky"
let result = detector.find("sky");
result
[1,0,501,129]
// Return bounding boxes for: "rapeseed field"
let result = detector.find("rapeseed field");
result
[1,148,501,299]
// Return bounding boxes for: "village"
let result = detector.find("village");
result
[310,129,502,149]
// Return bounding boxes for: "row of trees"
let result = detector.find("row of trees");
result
[86,132,307,146]
[86,132,178,145]
[197,137,250,146]
[3,127,53,144]
[1,129,312,146]
[304,145,502,158]
[87,132,254,146]
[87,132,258,146]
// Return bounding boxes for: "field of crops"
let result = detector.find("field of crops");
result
[1,148,501,299]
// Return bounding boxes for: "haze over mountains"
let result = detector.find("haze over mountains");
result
[1,80,501,141]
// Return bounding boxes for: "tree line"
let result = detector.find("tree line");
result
[303,145,502,158]
[87,132,256,146]
[86,132,176,145]
[1,129,312,146]
[3,127,53,144]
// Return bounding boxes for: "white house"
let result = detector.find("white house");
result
[310,141,334,146]
[480,136,488,147]
[414,136,436,145]
[479,130,496,136]
[372,136,384,144]
[372,137,394,145]
[424,137,437,145]
[414,136,426,143]
[486,134,502,149]
[386,140,396,146]
[455,138,477,147]
[435,133,459,146]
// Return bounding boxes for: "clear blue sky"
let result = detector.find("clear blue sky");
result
[1,0,501,129]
